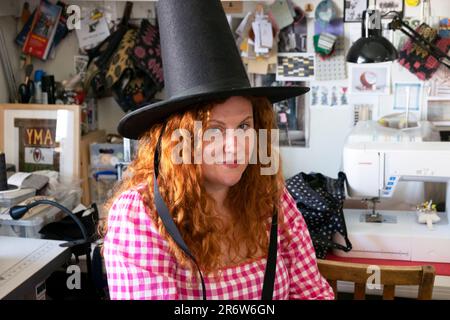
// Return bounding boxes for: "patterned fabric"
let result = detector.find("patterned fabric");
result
[83,25,129,95]
[103,186,334,300]
[398,23,450,81]
[132,19,164,90]
[285,172,352,259]
[111,69,157,112]
[105,28,138,88]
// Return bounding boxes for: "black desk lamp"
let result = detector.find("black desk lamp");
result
[347,9,398,64]
[9,200,93,281]
[347,9,450,68]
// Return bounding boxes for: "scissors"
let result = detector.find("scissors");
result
[18,64,35,103]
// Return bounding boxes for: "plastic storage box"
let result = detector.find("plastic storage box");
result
[0,188,36,208]
[90,170,118,205]
[0,191,80,239]
[90,143,124,170]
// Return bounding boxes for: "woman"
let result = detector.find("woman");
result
[103,0,333,300]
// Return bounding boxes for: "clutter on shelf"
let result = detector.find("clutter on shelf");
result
[0,151,82,238]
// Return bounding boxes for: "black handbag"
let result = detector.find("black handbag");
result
[285,171,352,259]
[39,204,99,258]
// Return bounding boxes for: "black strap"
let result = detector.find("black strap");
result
[153,124,278,300]
[262,210,278,300]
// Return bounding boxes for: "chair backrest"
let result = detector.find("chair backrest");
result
[317,259,436,300]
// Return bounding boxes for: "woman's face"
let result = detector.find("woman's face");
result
[201,96,255,189]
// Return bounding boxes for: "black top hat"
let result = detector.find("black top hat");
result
[118,0,310,140]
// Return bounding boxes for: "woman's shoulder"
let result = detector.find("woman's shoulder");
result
[106,185,174,249]
[279,186,303,225]
[110,186,145,210]
[108,184,154,227]
[103,185,177,272]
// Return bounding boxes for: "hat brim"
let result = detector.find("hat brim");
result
[118,85,310,140]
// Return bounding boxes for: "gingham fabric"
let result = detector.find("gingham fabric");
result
[103,187,334,300]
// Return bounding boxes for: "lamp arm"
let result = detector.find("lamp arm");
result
[25,199,89,241]
[389,16,450,69]
[11,199,94,287]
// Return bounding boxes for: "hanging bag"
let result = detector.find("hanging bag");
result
[286,171,352,258]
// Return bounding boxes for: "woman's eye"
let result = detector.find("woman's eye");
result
[238,123,250,130]
[208,127,223,134]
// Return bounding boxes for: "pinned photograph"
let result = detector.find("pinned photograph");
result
[258,74,309,147]
[344,0,369,23]
[276,53,315,81]
[375,0,404,19]
[393,82,423,111]
[349,63,391,95]
[310,84,349,107]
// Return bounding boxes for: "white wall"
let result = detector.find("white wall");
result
[280,0,450,180]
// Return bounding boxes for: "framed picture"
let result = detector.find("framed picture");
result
[375,0,404,19]
[349,62,391,95]
[344,0,369,23]
[276,53,315,82]
[393,82,423,111]
[0,104,81,180]
[254,74,309,147]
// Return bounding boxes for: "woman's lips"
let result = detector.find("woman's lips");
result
[220,159,243,168]
[223,162,239,169]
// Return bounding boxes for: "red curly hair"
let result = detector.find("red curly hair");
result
[103,96,286,275]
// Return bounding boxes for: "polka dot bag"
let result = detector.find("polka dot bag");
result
[286,172,352,258]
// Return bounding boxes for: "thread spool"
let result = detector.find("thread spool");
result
[0,152,8,191]
[0,152,17,192]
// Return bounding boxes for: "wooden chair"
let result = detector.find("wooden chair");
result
[317,259,436,300]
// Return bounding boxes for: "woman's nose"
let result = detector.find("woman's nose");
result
[223,130,238,154]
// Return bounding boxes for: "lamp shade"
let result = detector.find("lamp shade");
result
[9,205,29,220]
[347,36,398,63]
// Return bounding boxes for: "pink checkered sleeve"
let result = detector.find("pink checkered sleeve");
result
[280,188,335,300]
[103,189,179,300]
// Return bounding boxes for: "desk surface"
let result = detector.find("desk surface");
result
[0,236,70,299]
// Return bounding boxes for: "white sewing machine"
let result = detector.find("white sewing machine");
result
[336,139,450,263]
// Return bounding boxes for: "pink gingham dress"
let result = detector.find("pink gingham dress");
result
[103,187,334,300]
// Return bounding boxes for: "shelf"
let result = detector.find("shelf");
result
[426,96,450,101]
[431,121,450,126]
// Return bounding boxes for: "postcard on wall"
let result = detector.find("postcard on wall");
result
[375,0,404,19]
[310,84,349,107]
[344,0,368,23]
[349,62,391,95]
[393,82,423,111]
[315,38,347,81]
[276,53,315,81]
[75,7,110,49]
